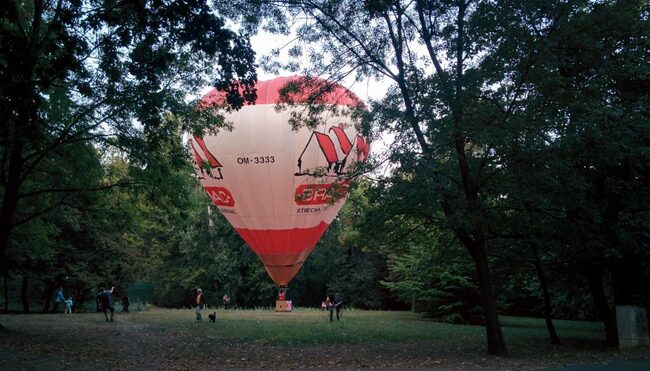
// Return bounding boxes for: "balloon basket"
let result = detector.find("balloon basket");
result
[275,300,292,312]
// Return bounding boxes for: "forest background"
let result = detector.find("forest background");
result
[0,0,648,356]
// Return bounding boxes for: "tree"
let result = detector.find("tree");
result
[462,0,649,346]
[514,0,650,346]
[228,0,648,354]
[5,146,133,313]
[0,0,258,266]
[321,184,399,310]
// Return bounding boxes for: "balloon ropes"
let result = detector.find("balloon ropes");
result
[190,76,370,287]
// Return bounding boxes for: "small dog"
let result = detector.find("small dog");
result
[208,312,216,323]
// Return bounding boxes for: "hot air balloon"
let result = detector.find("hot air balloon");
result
[190,76,370,292]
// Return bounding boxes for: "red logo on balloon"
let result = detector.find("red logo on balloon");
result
[296,123,370,177]
[205,187,235,207]
[190,136,224,180]
[295,183,349,205]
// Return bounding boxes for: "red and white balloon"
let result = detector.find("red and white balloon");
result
[190,76,370,286]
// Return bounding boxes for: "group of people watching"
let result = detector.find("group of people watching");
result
[54,285,345,323]
[52,285,129,322]
[96,286,116,322]
[53,287,73,314]
[57,285,343,322]
[321,293,343,321]
[193,289,344,322]
[194,290,234,320]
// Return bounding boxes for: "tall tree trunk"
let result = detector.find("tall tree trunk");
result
[42,282,57,313]
[3,273,8,311]
[441,194,508,356]
[473,241,508,355]
[20,275,29,313]
[531,244,561,344]
[585,266,618,346]
[647,305,650,338]
[0,139,24,260]
[442,130,508,355]
[448,130,507,354]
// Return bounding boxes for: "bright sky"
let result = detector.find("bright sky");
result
[250,31,391,103]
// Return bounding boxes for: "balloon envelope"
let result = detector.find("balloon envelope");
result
[191,76,370,285]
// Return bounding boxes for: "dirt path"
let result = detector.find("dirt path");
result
[1,313,649,370]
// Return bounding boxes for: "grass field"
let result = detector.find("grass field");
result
[1,308,648,370]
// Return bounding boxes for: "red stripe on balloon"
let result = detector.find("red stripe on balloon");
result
[200,76,363,108]
[255,77,361,106]
[189,140,204,167]
[330,123,353,155]
[356,135,370,161]
[314,132,338,164]
[193,135,222,167]
[234,221,330,255]
[234,222,330,285]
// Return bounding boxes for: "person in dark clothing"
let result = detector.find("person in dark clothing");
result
[99,286,115,322]
[122,295,130,313]
[53,287,64,313]
[96,290,103,312]
[333,293,343,321]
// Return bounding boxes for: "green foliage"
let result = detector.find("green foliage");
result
[482,0,650,313]
[383,244,483,324]
[0,0,259,262]
[359,184,483,322]
[323,186,399,309]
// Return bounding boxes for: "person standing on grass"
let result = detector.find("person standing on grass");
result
[195,288,206,321]
[99,286,115,322]
[325,296,334,322]
[53,286,64,313]
[122,295,130,313]
[334,293,343,321]
[64,297,73,314]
